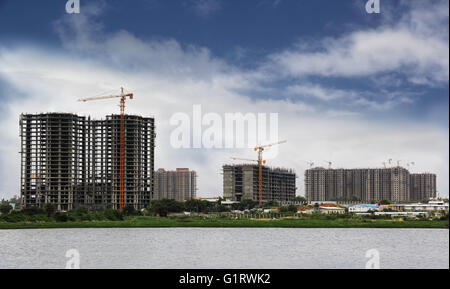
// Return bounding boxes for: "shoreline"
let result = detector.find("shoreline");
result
[1,217,448,230]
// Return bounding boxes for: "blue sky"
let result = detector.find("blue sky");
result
[1,0,447,124]
[1,1,379,51]
[0,0,448,198]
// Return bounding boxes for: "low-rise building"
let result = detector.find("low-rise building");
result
[356,212,430,218]
[348,204,380,213]
[390,201,449,211]
[319,206,346,214]
[199,197,239,207]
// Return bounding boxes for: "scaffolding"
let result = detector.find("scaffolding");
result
[20,113,155,210]
[304,167,435,202]
[223,164,296,202]
[154,168,197,202]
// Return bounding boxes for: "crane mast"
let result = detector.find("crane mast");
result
[254,140,287,206]
[78,87,133,210]
[231,140,286,206]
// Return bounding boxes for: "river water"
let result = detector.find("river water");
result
[0,228,448,269]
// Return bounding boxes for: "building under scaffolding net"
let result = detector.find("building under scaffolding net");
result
[223,164,296,202]
[20,113,155,211]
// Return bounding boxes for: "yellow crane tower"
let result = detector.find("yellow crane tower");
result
[78,87,133,210]
[232,140,287,206]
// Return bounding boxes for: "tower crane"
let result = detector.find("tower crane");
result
[231,157,265,164]
[78,87,133,210]
[407,161,415,170]
[254,140,286,206]
[232,140,286,206]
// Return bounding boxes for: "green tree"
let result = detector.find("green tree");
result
[122,205,137,216]
[279,205,298,213]
[185,199,209,213]
[232,199,258,211]
[287,205,298,213]
[0,203,13,215]
[74,206,89,215]
[293,196,307,203]
[55,212,68,222]
[263,200,279,208]
[103,209,124,221]
[149,199,184,217]
[22,206,45,216]
[44,203,57,217]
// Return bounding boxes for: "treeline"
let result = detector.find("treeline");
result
[0,198,312,223]
[0,199,240,222]
[0,204,127,223]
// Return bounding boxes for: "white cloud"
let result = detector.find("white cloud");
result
[285,83,417,112]
[188,0,222,18]
[0,1,448,200]
[0,45,448,199]
[267,0,449,85]
[286,84,348,101]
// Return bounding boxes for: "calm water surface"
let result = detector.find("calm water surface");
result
[0,228,448,269]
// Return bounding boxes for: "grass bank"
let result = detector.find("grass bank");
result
[0,216,448,230]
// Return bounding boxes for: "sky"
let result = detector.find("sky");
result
[0,0,448,199]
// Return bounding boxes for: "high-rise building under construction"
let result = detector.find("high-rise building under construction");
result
[410,173,436,201]
[223,164,296,202]
[154,168,197,201]
[20,113,155,210]
[305,167,436,202]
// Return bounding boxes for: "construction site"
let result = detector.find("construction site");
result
[20,89,155,211]
[223,164,296,203]
[223,140,297,204]
[154,168,197,202]
[305,166,437,202]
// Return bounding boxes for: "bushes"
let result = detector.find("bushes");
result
[44,203,57,217]
[279,205,298,214]
[28,214,51,222]
[103,209,124,221]
[122,205,142,216]
[74,206,89,216]
[263,200,280,208]
[1,213,27,223]
[21,206,45,216]
[0,206,125,223]
[231,199,258,211]
[0,203,13,215]
[149,199,184,217]
[184,199,231,213]
[185,199,210,213]
[55,212,68,222]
